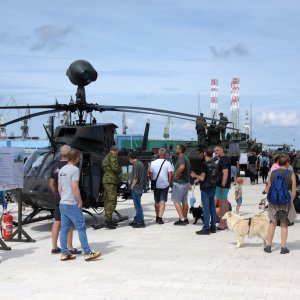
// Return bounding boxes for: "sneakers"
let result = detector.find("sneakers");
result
[84,251,102,261]
[157,217,164,225]
[264,245,272,253]
[184,219,189,224]
[51,247,61,254]
[69,248,82,255]
[196,229,210,235]
[280,247,290,254]
[61,253,76,261]
[174,219,186,226]
[155,216,159,223]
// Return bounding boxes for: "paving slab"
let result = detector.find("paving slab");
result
[1,178,299,299]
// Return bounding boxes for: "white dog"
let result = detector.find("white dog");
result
[222,211,269,248]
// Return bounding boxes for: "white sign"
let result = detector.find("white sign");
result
[0,148,24,191]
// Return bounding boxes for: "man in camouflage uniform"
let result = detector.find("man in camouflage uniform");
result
[102,146,121,229]
[195,113,207,145]
[218,112,229,141]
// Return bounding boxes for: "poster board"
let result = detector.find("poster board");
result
[0,148,24,191]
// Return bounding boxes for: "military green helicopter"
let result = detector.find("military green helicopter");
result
[0,60,239,228]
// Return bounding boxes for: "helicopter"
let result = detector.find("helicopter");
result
[0,59,241,228]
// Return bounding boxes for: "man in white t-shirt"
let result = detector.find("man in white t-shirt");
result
[58,149,101,262]
[149,148,174,224]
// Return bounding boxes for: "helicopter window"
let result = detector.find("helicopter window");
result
[26,152,48,177]
[57,128,77,137]
[38,153,56,179]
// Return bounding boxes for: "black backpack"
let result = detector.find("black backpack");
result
[200,160,218,189]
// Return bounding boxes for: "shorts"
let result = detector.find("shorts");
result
[236,197,242,205]
[171,183,189,204]
[54,204,61,221]
[231,166,238,177]
[215,186,229,200]
[273,210,289,225]
[154,187,169,203]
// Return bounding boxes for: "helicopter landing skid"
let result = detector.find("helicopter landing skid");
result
[82,209,104,230]
[113,210,129,223]
[12,208,54,226]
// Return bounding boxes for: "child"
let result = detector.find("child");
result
[235,177,244,214]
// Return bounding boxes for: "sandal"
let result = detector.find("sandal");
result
[61,253,76,261]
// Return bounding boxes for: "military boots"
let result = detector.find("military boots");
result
[105,220,117,230]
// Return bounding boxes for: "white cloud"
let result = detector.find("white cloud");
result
[256,111,300,128]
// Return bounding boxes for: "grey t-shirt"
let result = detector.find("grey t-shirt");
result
[58,164,80,205]
[174,155,191,184]
[131,160,145,190]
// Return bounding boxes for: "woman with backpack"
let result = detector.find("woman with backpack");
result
[264,154,297,254]
[260,151,270,183]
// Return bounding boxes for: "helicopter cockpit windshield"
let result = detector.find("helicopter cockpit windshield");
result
[25,149,50,177]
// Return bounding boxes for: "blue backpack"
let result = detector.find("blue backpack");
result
[267,170,291,205]
[262,156,269,167]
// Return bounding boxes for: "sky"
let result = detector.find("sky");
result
[0,0,299,149]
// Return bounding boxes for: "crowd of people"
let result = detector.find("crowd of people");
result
[2,144,298,260]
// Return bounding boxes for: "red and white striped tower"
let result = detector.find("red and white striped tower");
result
[244,109,250,137]
[210,79,218,118]
[231,78,240,130]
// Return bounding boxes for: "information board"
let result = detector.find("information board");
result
[0,148,24,191]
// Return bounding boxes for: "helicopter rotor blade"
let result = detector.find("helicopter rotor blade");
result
[93,104,217,121]
[92,105,195,121]
[0,105,59,110]
[0,109,64,127]
[92,105,239,131]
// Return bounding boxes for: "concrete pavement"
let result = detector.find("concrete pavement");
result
[1,179,300,300]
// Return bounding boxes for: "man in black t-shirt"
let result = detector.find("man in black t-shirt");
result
[214,146,231,230]
[191,148,217,235]
[49,145,80,254]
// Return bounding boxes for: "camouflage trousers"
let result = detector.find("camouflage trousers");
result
[103,184,118,222]
[197,133,206,145]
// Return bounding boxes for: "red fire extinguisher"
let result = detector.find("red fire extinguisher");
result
[1,212,13,240]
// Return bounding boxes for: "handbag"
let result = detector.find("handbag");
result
[151,159,166,190]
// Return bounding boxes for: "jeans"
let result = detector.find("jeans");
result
[0,191,7,210]
[201,188,217,231]
[131,188,144,224]
[60,203,91,255]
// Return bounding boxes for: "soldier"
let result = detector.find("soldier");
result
[207,120,220,145]
[195,113,207,145]
[102,145,122,230]
[218,112,229,141]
